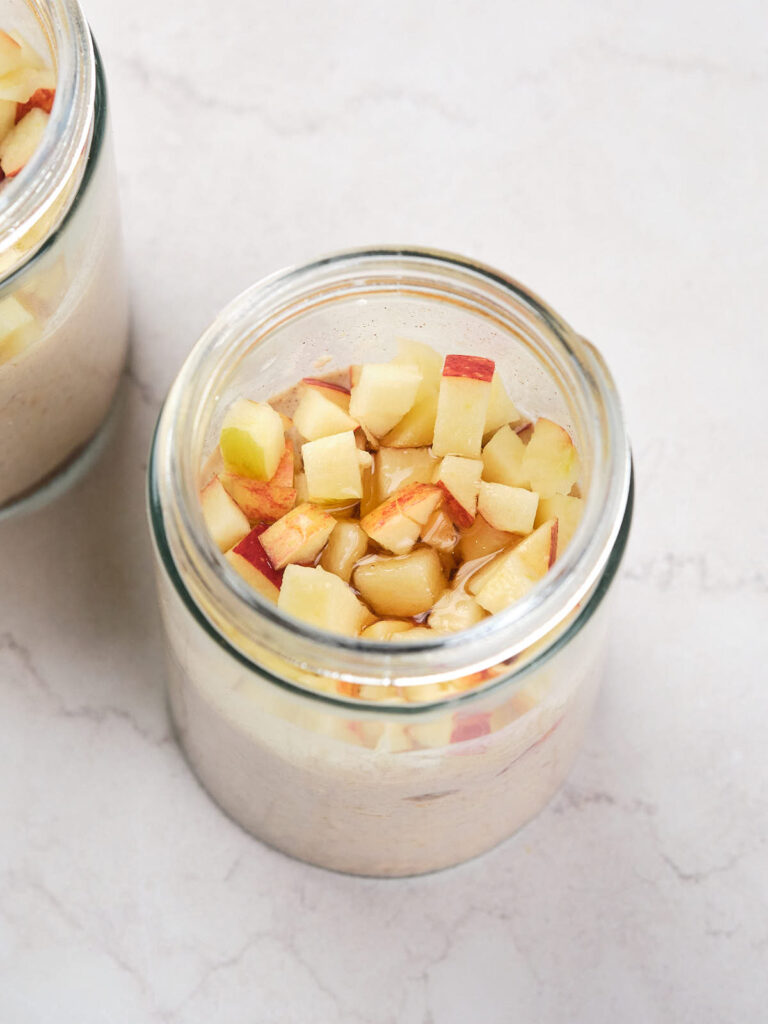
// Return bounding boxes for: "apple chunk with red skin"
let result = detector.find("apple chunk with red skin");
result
[360,483,443,554]
[219,441,296,523]
[226,525,284,604]
[260,502,336,569]
[475,518,559,613]
[432,355,495,458]
[435,455,482,528]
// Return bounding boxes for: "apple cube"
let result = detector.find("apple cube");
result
[482,424,527,487]
[484,371,520,435]
[535,493,583,557]
[0,31,23,76]
[360,483,443,554]
[219,472,296,524]
[320,520,369,582]
[382,339,442,446]
[420,506,457,553]
[520,418,580,499]
[374,446,437,503]
[219,399,285,481]
[0,67,55,103]
[428,589,487,633]
[432,355,494,458]
[353,547,446,617]
[16,87,55,122]
[361,619,414,641]
[293,385,358,441]
[477,482,539,535]
[458,515,513,562]
[349,363,422,437]
[302,377,351,407]
[0,106,48,177]
[302,430,363,503]
[435,455,482,527]
[465,550,510,596]
[200,477,250,552]
[260,502,336,569]
[278,565,368,637]
[225,525,284,604]
[475,519,559,613]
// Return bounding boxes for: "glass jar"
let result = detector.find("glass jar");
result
[0,0,128,516]
[149,248,633,877]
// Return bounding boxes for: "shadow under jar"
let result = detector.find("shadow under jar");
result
[148,248,633,877]
[0,0,128,517]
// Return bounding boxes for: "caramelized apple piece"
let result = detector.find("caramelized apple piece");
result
[353,547,446,617]
[320,520,369,582]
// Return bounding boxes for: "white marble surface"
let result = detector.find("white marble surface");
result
[1,0,766,1020]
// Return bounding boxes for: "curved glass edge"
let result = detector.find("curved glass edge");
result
[147,402,635,715]
[0,34,106,291]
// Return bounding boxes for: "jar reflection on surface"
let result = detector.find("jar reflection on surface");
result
[149,248,632,876]
[0,0,128,515]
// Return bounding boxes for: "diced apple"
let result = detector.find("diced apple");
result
[302,377,351,408]
[219,399,285,481]
[0,67,55,103]
[477,482,539,535]
[219,472,296,524]
[535,493,583,556]
[427,589,487,633]
[0,98,15,142]
[465,550,510,596]
[278,565,368,636]
[15,86,55,122]
[293,385,358,441]
[457,515,513,562]
[320,520,369,582]
[0,31,22,76]
[301,430,363,503]
[8,31,45,70]
[360,483,443,554]
[260,502,336,569]
[435,455,482,527]
[381,339,442,446]
[420,506,457,552]
[200,477,250,553]
[353,547,446,617]
[0,106,47,177]
[349,363,422,437]
[374,446,437,503]
[432,354,494,458]
[484,371,520,435]
[225,525,284,604]
[475,519,559,613]
[520,418,580,499]
[482,424,527,487]
[361,619,414,641]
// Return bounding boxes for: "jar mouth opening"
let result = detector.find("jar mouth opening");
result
[0,0,95,256]
[150,246,632,689]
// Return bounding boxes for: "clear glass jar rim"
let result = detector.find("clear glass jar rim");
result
[150,246,633,688]
[0,0,95,254]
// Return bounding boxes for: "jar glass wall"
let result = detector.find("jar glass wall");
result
[149,248,632,877]
[0,0,128,515]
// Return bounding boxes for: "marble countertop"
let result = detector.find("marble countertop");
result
[1,0,766,1020]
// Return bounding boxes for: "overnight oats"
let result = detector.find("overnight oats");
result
[0,0,128,516]
[149,248,632,876]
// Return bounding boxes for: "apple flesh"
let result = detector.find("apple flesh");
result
[482,424,527,487]
[360,483,443,554]
[278,564,368,636]
[15,86,54,122]
[259,502,336,569]
[361,619,414,641]
[320,520,369,582]
[226,524,284,604]
[200,477,251,553]
[381,339,442,446]
[427,588,486,632]
[432,354,495,458]
[374,446,437,504]
[0,67,55,103]
[477,481,539,535]
[293,384,358,441]
[435,455,483,528]
[0,106,48,177]
[349,363,422,438]
[484,371,520,435]
[535,493,583,556]
[520,418,580,498]
[457,515,513,562]
[353,547,446,617]
[302,430,363,502]
[219,399,285,481]
[474,518,559,613]
[420,506,458,553]
[219,472,296,524]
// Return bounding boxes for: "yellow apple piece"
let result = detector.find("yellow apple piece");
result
[293,384,358,441]
[0,67,55,103]
[427,588,487,633]
[535,493,583,556]
[260,502,336,569]
[475,519,559,613]
[420,506,457,553]
[457,515,513,561]
[432,354,495,458]
[200,477,251,553]
[225,525,284,604]
[382,339,442,446]
[0,98,15,143]
[320,520,369,582]
[465,550,510,596]
[0,30,23,76]
[482,424,528,487]
[219,399,285,481]
[279,565,368,636]
[520,418,580,499]
[219,473,296,524]
[435,455,483,527]
[353,547,446,617]
[349,363,422,438]
[0,106,48,177]
[8,31,45,70]
[361,619,414,641]
[477,481,539,535]
[374,446,437,503]
[484,371,520,435]
[302,430,363,502]
[360,483,443,554]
